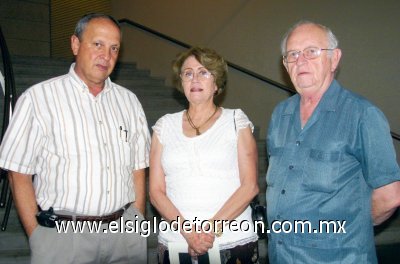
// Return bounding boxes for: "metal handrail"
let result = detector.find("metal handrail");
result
[118,18,400,142]
[118,18,295,94]
[392,132,400,141]
[0,26,17,231]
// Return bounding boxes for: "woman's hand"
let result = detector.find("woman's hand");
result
[184,231,215,256]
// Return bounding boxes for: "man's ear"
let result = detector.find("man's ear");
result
[330,48,342,72]
[71,35,80,56]
[283,59,289,72]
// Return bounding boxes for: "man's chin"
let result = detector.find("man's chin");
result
[295,83,314,91]
[93,72,110,82]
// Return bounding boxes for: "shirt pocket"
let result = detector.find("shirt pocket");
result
[302,149,341,193]
[293,233,341,249]
[118,140,133,171]
[266,147,284,187]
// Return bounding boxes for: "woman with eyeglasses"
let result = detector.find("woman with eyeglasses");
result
[150,47,260,264]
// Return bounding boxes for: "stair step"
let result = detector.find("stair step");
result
[10,56,71,67]
[0,256,30,264]
[140,99,186,109]
[0,231,29,255]
[148,247,158,264]
[375,211,400,245]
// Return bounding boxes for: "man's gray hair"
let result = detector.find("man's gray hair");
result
[280,20,339,55]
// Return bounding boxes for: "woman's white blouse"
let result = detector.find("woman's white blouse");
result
[152,108,258,250]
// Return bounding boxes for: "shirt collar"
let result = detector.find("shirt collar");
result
[68,63,113,94]
[283,79,340,115]
[315,79,340,112]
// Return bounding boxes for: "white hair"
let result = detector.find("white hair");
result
[280,20,339,56]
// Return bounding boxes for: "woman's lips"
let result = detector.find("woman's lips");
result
[190,87,203,92]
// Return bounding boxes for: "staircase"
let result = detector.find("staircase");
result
[0,56,399,263]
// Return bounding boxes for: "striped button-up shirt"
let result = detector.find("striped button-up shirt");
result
[0,64,150,215]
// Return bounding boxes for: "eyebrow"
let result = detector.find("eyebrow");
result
[182,66,207,71]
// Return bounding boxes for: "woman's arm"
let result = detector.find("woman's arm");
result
[210,126,259,227]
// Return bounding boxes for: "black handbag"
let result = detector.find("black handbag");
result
[250,200,267,240]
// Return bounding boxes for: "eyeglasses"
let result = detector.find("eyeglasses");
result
[283,47,334,63]
[180,69,213,82]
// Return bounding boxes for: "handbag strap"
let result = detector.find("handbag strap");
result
[233,110,237,133]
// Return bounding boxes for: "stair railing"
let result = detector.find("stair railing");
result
[0,26,17,231]
[118,18,400,142]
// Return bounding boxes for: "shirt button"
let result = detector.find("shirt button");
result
[296,141,300,146]
[277,215,280,219]
[99,121,103,124]
[281,189,286,194]
[278,241,283,245]
[289,165,294,170]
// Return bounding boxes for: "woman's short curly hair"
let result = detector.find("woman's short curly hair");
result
[172,47,228,95]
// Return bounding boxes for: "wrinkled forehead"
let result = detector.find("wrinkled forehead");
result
[182,55,204,69]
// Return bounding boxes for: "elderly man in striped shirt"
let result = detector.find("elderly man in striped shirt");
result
[0,13,151,263]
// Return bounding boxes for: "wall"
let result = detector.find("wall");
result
[0,0,50,57]
[51,0,111,59]
[111,0,400,159]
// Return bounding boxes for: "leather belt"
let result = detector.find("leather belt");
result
[56,202,132,224]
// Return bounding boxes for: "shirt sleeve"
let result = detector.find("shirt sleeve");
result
[152,116,164,144]
[0,92,43,174]
[234,109,254,133]
[131,98,151,170]
[358,106,400,189]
